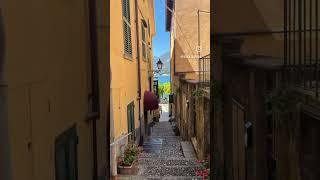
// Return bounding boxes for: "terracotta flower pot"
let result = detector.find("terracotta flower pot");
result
[117,160,138,175]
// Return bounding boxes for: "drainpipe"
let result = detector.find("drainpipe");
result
[134,0,142,145]
[110,87,118,177]
[0,9,11,180]
[88,1,100,180]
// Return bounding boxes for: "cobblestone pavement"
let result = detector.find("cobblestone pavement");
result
[119,121,202,179]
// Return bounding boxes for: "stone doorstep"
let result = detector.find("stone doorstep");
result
[181,141,196,159]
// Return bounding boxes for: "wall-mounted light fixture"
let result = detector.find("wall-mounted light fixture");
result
[245,121,253,149]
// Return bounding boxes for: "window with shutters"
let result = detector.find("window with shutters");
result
[122,0,132,57]
[142,21,146,60]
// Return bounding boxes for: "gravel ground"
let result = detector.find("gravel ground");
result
[137,121,200,177]
[117,109,202,179]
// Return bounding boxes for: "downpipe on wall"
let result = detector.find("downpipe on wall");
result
[88,0,100,179]
[134,0,143,145]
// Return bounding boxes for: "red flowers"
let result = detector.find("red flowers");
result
[195,154,211,180]
[195,169,209,179]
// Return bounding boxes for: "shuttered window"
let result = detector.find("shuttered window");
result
[142,21,146,60]
[122,0,132,56]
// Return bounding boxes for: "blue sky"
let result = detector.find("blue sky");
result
[152,0,170,57]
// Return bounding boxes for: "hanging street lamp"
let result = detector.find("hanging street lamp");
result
[156,59,163,70]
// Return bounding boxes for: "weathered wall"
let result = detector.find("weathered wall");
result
[175,79,209,159]
[110,0,155,142]
[3,0,108,179]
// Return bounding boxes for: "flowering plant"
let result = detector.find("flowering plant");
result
[118,144,141,166]
[195,154,210,179]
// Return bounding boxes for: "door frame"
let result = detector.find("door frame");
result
[232,98,246,180]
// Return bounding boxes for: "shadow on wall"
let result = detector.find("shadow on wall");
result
[0,8,11,180]
[174,41,199,80]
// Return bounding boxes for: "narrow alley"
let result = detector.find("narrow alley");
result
[118,104,202,180]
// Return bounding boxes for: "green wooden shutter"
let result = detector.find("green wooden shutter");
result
[55,143,67,180]
[122,0,132,56]
[55,127,78,180]
[131,103,135,140]
[127,105,132,133]
[127,102,135,141]
[142,22,146,59]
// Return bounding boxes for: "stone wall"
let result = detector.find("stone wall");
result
[173,78,210,160]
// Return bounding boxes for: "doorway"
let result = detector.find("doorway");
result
[127,101,135,142]
[301,111,320,180]
[55,127,78,180]
[232,98,246,180]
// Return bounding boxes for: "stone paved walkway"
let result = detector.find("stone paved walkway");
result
[117,104,202,180]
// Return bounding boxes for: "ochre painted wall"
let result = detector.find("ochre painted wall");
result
[110,0,155,143]
[3,0,108,179]
[173,0,210,80]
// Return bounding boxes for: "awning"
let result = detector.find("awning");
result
[144,91,159,111]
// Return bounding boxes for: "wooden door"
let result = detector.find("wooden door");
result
[127,102,135,142]
[301,112,320,180]
[232,99,246,180]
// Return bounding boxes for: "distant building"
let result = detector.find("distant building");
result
[166,0,210,160]
[110,0,156,177]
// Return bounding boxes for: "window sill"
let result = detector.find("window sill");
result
[123,53,133,61]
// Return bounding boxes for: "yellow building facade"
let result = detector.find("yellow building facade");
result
[1,0,109,180]
[167,0,210,159]
[110,0,156,176]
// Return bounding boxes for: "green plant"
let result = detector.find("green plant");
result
[119,144,141,166]
[158,82,171,98]
[265,83,303,134]
[192,87,205,99]
[176,87,181,94]
[196,154,211,179]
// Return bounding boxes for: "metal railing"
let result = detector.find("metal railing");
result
[284,0,320,98]
[199,54,211,86]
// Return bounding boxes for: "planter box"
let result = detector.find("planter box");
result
[117,160,138,175]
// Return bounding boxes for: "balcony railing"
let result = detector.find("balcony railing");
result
[284,0,320,98]
[199,54,211,86]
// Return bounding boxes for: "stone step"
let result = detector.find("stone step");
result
[117,175,203,180]
[181,142,196,159]
[137,158,200,167]
[138,165,200,177]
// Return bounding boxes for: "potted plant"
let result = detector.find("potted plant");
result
[117,144,141,175]
[196,154,211,180]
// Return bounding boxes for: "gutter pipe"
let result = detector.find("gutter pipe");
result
[88,1,100,179]
[134,0,143,145]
